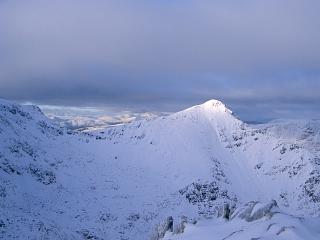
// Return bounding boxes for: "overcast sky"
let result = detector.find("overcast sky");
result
[0,0,319,121]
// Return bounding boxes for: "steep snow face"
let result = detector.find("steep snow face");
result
[0,99,320,239]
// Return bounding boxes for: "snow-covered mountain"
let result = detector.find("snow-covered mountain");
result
[0,99,319,239]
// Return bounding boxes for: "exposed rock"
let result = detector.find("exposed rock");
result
[29,165,56,185]
[179,181,237,216]
[232,200,279,222]
[152,216,174,240]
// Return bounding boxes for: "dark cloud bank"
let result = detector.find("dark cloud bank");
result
[0,0,319,121]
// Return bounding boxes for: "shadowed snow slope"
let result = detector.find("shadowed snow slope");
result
[0,99,319,239]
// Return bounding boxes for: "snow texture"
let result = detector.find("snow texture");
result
[0,99,319,239]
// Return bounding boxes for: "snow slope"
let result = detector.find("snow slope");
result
[0,99,319,239]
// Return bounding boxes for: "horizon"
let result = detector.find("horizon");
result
[1,97,318,131]
[1,0,320,121]
[37,98,320,124]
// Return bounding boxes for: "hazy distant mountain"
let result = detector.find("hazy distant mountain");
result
[40,105,165,132]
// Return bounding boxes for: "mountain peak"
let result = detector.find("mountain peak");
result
[200,99,232,114]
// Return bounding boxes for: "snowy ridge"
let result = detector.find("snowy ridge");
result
[0,99,320,239]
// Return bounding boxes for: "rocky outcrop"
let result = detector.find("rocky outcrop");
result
[179,181,237,216]
[231,200,279,222]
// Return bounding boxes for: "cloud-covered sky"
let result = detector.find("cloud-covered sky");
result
[0,0,319,121]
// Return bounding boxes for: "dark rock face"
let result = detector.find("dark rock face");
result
[1,104,32,120]
[222,203,231,220]
[29,165,56,185]
[179,181,237,216]
[302,170,320,203]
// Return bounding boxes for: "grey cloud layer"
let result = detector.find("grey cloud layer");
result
[0,0,319,120]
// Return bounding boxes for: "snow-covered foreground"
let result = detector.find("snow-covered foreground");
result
[164,201,320,240]
[0,99,319,239]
